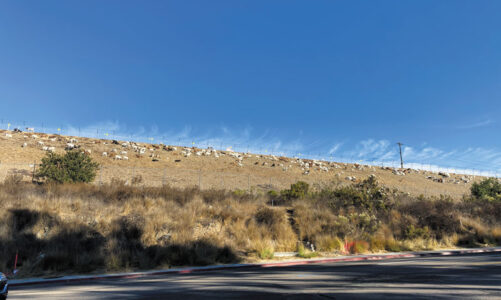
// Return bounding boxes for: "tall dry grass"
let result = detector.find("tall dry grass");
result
[0,177,296,277]
[1,175,501,278]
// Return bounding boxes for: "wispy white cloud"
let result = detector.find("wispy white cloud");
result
[457,119,495,129]
[345,139,395,161]
[339,139,501,174]
[328,143,343,155]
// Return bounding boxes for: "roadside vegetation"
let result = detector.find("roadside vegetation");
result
[0,152,500,278]
[35,150,99,183]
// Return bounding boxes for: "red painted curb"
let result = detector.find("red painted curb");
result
[9,247,501,288]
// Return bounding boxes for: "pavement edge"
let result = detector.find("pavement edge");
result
[10,247,501,287]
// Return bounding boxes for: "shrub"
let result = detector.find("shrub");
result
[384,239,406,252]
[280,181,309,200]
[330,213,379,239]
[258,247,274,259]
[403,197,460,239]
[404,225,430,240]
[4,174,23,185]
[232,189,246,197]
[369,237,388,252]
[471,178,501,202]
[267,190,279,198]
[36,151,99,184]
[2,174,24,195]
[253,240,275,259]
[291,203,337,242]
[297,244,319,258]
[255,207,282,227]
[315,235,343,252]
[267,190,280,205]
[325,176,392,213]
[131,175,143,185]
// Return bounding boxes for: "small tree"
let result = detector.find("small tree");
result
[471,178,501,202]
[281,181,309,200]
[36,151,99,183]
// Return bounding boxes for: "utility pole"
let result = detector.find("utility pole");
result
[397,142,404,169]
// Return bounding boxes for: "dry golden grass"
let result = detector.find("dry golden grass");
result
[0,179,300,276]
[1,174,500,278]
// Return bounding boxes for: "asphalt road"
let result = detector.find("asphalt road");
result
[8,253,501,299]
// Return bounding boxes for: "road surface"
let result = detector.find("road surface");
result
[9,253,501,299]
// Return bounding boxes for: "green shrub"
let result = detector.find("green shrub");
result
[404,225,430,240]
[257,247,274,259]
[36,151,99,184]
[326,176,392,213]
[267,190,279,198]
[280,181,309,200]
[232,189,247,197]
[331,213,379,239]
[471,178,501,202]
[267,190,280,205]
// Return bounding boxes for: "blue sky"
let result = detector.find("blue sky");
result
[1,1,501,173]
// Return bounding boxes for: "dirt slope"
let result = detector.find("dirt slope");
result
[0,129,480,198]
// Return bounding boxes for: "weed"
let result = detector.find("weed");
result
[297,244,319,258]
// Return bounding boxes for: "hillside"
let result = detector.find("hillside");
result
[0,129,480,198]
[1,129,500,279]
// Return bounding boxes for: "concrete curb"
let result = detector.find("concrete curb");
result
[10,246,501,288]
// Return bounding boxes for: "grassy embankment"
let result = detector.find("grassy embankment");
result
[0,174,500,278]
